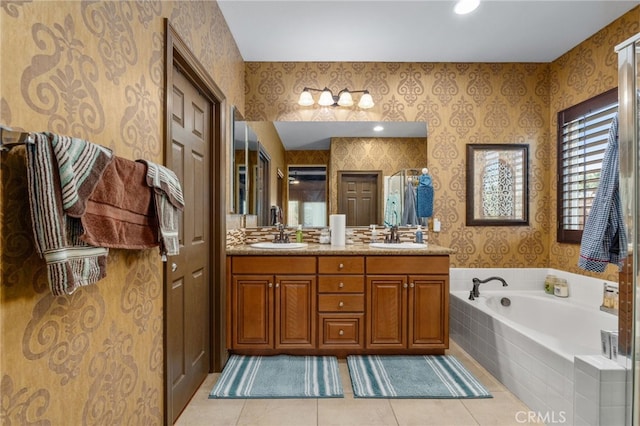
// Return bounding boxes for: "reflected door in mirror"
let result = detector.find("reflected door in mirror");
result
[338,171,382,226]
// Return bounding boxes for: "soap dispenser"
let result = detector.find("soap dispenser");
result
[296,225,303,243]
[415,226,423,244]
[370,224,378,243]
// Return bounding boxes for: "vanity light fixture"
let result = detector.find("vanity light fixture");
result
[298,87,374,109]
[454,0,480,15]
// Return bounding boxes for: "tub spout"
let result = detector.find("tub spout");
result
[471,276,508,298]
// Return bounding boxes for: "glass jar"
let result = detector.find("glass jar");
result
[544,275,556,294]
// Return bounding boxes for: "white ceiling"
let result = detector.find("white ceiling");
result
[218,0,638,63]
[220,0,639,150]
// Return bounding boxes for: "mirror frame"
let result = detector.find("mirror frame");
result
[465,143,529,226]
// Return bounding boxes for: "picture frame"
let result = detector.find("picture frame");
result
[466,144,529,226]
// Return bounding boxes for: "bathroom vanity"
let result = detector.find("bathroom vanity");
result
[225,243,453,356]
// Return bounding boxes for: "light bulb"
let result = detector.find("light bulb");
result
[318,88,335,106]
[454,0,480,15]
[298,89,314,106]
[337,90,354,107]
[358,92,374,109]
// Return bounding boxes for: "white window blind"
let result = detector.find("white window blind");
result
[557,89,617,243]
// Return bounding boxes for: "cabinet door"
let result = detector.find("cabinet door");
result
[275,275,316,349]
[232,275,273,349]
[366,275,407,349]
[408,275,448,348]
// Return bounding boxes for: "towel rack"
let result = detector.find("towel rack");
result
[0,125,35,152]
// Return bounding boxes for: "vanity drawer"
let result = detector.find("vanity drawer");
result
[318,294,364,312]
[232,256,316,274]
[365,255,449,274]
[318,276,364,293]
[318,256,364,274]
[318,314,364,348]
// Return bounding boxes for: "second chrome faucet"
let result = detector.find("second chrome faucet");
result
[468,276,508,300]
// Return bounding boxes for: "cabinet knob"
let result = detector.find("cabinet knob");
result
[268,282,273,288]
[339,329,344,336]
[171,263,178,272]
[338,301,344,308]
[403,283,408,288]
[338,282,344,288]
[275,282,280,288]
[410,282,415,288]
[338,263,344,269]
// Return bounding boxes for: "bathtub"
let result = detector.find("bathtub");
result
[450,281,627,425]
[454,291,617,360]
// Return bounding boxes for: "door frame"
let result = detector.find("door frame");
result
[164,20,227,422]
[337,170,383,225]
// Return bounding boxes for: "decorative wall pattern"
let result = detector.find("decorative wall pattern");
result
[548,10,639,280]
[244,7,639,281]
[0,1,243,424]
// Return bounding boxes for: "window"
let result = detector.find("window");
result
[287,166,327,227]
[557,88,618,243]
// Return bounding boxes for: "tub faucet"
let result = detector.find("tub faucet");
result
[469,276,508,300]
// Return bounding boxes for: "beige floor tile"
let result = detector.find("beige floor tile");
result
[237,398,318,426]
[390,399,479,426]
[318,398,398,426]
[462,391,542,425]
[338,360,354,395]
[176,398,246,426]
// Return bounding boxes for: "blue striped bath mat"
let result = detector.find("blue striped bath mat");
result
[209,354,343,398]
[347,355,492,398]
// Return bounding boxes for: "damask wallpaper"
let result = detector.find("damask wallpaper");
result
[0,1,243,424]
[244,7,639,281]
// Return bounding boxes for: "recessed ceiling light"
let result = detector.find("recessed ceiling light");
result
[373,125,384,132]
[454,0,480,15]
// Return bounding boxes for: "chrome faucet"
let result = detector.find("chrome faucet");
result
[273,224,289,243]
[469,276,508,300]
[386,225,400,243]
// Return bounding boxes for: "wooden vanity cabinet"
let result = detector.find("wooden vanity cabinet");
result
[317,256,365,350]
[366,256,449,351]
[230,256,316,351]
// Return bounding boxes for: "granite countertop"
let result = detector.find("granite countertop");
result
[226,242,455,256]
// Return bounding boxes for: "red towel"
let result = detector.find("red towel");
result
[81,156,158,249]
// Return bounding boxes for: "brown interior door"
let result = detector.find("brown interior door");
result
[338,171,381,226]
[167,64,211,423]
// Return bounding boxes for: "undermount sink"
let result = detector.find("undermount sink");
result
[250,242,309,249]
[369,242,428,249]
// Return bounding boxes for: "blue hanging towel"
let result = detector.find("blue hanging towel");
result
[416,172,433,218]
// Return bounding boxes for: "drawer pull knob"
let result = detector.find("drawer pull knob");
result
[339,329,344,336]
[268,282,273,288]
[339,263,344,269]
[410,282,415,288]
[338,301,344,308]
[338,282,344,288]
[275,282,280,288]
[403,283,408,288]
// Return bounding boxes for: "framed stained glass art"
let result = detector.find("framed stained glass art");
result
[466,144,529,226]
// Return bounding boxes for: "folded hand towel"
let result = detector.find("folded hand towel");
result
[137,160,184,259]
[81,156,157,249]
[26,133,111,296]
[45,132,113,217]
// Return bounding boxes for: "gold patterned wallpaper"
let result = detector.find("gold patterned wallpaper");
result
[0,1,243,424]
[245,7,639,281]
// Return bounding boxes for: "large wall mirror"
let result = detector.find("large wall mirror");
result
[231,107,270,223]
[230,119,428,227]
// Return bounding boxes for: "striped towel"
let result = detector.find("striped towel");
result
[137,160,184,259]
[26,133,112,296]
